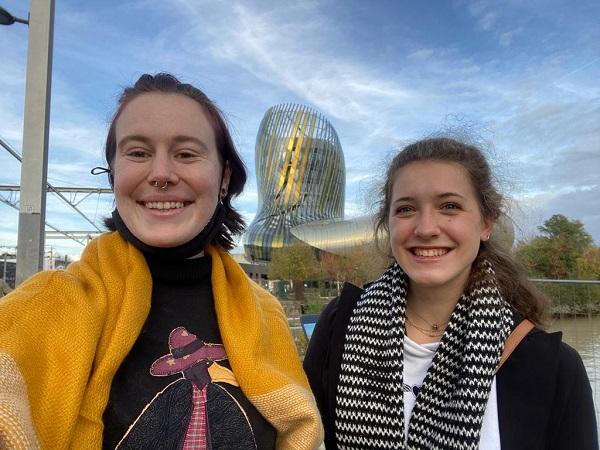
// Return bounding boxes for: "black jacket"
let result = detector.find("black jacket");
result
[304,283,598,450]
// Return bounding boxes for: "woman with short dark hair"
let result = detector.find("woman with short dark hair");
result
[0,73,322,449]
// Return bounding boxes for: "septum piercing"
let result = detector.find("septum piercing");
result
[153,180,169,190]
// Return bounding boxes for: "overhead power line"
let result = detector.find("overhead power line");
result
[0,136,112,238]
[0,193,89,245]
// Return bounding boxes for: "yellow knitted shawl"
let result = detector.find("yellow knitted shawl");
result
[0,232,322,449]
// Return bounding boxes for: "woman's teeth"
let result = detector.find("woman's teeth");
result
[145,201,184,210]
[413,248,448,257]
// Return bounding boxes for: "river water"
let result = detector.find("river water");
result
[550,316,600,430]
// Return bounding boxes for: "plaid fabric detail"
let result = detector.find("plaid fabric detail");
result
[182,384,208,450]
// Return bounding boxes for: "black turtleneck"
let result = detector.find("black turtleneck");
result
[110,205,225,260]
[102,248,276,448]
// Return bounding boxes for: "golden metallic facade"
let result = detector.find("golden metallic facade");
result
[244,103,345,261]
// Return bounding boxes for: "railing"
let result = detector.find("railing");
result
[279,278,600,430]
[531,279,600,432]
[530,278,600,316]
[276,278,600,430]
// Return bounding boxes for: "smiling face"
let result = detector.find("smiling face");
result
[388,160,492,296]
[112,92,229,248]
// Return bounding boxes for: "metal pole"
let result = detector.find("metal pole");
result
[16,0,55,286]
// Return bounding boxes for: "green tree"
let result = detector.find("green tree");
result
[577,247,600,280]
[539,214,593,252]
[320,244,392,293]
[269,242,321,303]
[516,214,594,279]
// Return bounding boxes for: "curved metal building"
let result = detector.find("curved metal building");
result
[290,216,377,257]
[244,103,345,261]
[290,213,515,256]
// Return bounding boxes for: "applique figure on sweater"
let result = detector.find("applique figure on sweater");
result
[116,327,257,450]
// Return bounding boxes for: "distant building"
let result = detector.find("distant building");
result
[242,103,515,269]
[244,103,345,261]
[1,254,16,290]
[290,214,515,256]
[231,253,269,285]
[0,252,74,290]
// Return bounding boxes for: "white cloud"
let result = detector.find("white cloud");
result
[514,186,600,243]
[479,11,498,31]
[408,48,435,60]
[499,27,523,47]
[2,0,599,253]
[168,0,418,129]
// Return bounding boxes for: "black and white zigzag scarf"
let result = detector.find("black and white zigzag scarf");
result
[335,260,514,450]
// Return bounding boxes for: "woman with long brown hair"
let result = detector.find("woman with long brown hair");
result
[304,137,597,449]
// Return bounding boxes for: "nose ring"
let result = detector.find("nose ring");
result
[153,180,169,190]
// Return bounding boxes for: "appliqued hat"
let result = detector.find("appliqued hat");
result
[151,326,227,376]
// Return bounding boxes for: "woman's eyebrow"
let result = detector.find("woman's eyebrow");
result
[117,134,152,149]
[171,135,209,150]
[391,192,466,204]
[117,134,210,150]
[392,196,414,204]
[438,192,466,200]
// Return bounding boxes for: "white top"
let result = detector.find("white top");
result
[403,335,501,449]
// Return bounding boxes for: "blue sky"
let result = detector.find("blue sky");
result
[1,0,599,258]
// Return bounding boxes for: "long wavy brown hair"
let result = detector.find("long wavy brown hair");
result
[374,137,548,327]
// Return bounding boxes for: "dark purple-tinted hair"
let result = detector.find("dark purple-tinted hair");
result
[104,73,246,250]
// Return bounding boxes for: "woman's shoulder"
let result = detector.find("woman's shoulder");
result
[553,335,587,371]
[0,232,147,315]
[1,267,83,308]
[502,323,591,395]
[542,331,591,389]
[304,283,363,361]
[518,325,584,367]
[246,278,280,307]
[0,265,112,339]
[316,282,365,332]
[518,327,597,447]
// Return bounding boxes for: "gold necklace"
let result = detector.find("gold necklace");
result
[406,306,449,331]
[405,316,446,337]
